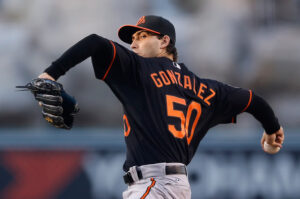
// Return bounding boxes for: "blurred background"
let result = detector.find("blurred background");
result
[0,0,299,198]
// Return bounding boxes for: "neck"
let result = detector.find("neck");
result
[157,51,173,61]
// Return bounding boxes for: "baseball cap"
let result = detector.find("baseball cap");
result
[118,15,176,44]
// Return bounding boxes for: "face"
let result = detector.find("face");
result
[130,30,166,58]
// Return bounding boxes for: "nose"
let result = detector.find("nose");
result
[130,40,138,49]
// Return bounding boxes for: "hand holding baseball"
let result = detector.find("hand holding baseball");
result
[261,127,284,154]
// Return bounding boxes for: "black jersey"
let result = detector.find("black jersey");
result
[90,39,252,171]
[44,34,279,172]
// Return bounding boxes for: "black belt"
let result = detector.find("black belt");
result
[123,165,187,184]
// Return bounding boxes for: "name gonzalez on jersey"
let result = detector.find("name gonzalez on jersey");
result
[150,67,216,106]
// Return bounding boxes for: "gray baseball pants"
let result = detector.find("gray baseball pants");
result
[122,163,191,199]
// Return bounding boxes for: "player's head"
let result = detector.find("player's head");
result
[118,15,177,62]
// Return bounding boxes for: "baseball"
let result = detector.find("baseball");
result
[264,141,280,154]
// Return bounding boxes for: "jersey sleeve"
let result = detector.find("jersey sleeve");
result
[209,80,252,125]
[44,34,139,85]
[91,40,140,85]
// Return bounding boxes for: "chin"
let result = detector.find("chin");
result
[136,52,144,57]
[133,51,149,58]
[133,51,140,56]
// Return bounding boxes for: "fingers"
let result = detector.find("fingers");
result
[274,126,285,147]
[268,138,283,148]
[273,142,282,148]
[38,73,55,81]
[267,138,283,148]
[261,131,283,150]
[276,136,284,144]
[277,126,285,142]
[265,133,276,144]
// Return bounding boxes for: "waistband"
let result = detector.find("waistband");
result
[123,162,187,184]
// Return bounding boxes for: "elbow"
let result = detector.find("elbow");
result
[87,34,110,48]
[89,33,100,38]
[88,34,103,41]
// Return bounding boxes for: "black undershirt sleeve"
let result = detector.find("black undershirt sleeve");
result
[44,34,112,80]
[245,92,280,135]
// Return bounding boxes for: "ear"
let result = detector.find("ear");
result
[160,35,171,49]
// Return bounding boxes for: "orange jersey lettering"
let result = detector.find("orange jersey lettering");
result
[204,89,216,106]
[184,75,192,90]
[150,73,163,88]
[166,70,178,84]
[174,72,183,87]
[197,83,207,100]
[159,71,171,85]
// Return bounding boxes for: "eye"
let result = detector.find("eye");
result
[140,33,147,39]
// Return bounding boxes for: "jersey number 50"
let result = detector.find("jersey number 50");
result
[166,95,202,145]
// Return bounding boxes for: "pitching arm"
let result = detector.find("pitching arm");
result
[42,34,114,80]
[244,93,284,150]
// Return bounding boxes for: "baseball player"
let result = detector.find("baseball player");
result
[32,15,284,198]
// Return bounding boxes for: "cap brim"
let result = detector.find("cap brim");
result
[118,25,161,44]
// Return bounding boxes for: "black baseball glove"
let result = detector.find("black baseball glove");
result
[16,78,79,129]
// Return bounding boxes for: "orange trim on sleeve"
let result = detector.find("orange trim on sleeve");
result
[140,178,156,199]
[101,40,116,80]
[241,90,253,112]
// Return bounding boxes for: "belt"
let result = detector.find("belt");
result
[123,164,187,184]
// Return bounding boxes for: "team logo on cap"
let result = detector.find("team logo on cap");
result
[136,16,146,25]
